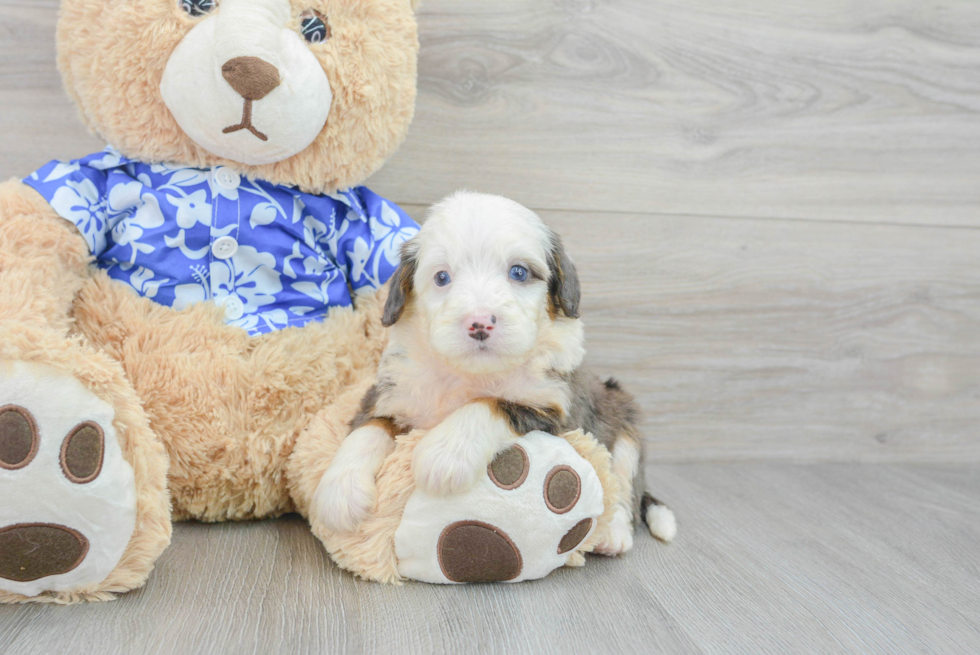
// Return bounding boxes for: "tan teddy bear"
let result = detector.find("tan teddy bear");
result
[0,0,620,603]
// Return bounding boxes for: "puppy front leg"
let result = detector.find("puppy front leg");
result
[412,399,563,495]
[313,419,398,532]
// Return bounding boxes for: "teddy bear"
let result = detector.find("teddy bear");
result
[0,0,621,603]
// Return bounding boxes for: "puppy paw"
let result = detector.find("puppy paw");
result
[313,465,377,533]
[412,433,493,495]
[593,505,634,556]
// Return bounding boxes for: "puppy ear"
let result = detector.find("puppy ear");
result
[382,241,419,327]
[546,232,581,319]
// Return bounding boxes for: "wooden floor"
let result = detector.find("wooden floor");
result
[2,464,978,654]
[1,1,979,653]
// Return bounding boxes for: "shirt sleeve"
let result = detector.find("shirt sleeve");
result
[329,187,420,293]
[23,153,116,257]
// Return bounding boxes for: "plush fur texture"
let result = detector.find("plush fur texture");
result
[74,277,392,522]
[58,0,418,194]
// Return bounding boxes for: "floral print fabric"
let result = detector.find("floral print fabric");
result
[24,149,419,336]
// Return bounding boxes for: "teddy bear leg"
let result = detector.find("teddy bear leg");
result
[0,181,172,603]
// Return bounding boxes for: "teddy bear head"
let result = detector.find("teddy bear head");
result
[57,0,418,194]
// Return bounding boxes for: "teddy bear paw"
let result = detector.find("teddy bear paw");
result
[0,361,137,598]
[395,431,605,584]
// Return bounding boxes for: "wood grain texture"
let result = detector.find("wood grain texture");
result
[369,0,980,226]
[1,463,977,655]
[3,2,980,225]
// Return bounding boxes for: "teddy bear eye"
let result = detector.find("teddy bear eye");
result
[180,0,217,16]
[299,10,330,44]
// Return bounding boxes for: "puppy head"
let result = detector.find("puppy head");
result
[382,192,581,374]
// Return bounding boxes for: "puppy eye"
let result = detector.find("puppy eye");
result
[180,0,216,16]
[434,271,452,287]
[509,265,529,282]
[299,10,330,44]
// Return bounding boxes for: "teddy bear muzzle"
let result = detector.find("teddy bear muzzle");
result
[160,0,333,165]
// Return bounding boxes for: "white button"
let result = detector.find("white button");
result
[212,236,238,260]
[214,167,241,190]
[219,295,244,321]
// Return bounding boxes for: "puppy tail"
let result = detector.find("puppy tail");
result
[641,493,677,543]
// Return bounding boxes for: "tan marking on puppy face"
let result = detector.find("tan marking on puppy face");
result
[58,0,418,193]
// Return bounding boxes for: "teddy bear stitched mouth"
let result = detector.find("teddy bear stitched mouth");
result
[220,56,281,142]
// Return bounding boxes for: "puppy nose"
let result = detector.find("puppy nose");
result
[467,315,497,341]
[221,56,281,101]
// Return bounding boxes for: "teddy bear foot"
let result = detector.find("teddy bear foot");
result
[0,361,138,598]
[394,431,606,584]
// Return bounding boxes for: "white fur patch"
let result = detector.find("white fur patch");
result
[395,431,604,584]
[611,437,640,482]
[0,361,137,597]
[313,423,395,533]
[646,503,677,543]
[411,402,513,495]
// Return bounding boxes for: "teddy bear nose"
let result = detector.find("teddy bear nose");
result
[221,56,281,101]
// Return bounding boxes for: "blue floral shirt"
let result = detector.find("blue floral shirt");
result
[24,149,419,336]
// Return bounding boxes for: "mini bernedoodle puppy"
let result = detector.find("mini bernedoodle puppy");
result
[314,191,676,554]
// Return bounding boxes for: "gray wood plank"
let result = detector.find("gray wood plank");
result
[3,1,980,225]
[1,463,977,655]
[372,0,980,226]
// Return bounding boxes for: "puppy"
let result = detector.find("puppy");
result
[313,192,676,553]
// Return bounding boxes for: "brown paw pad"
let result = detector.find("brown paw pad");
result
[437,520,523,583]
[544,465,581,514]
[60,421,105,484]
[0,405,39,470]
[488,444,529,490]
[558,518,593,554]
[0,523,90,582]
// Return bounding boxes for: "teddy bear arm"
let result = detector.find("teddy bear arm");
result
[0,180,92,333]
